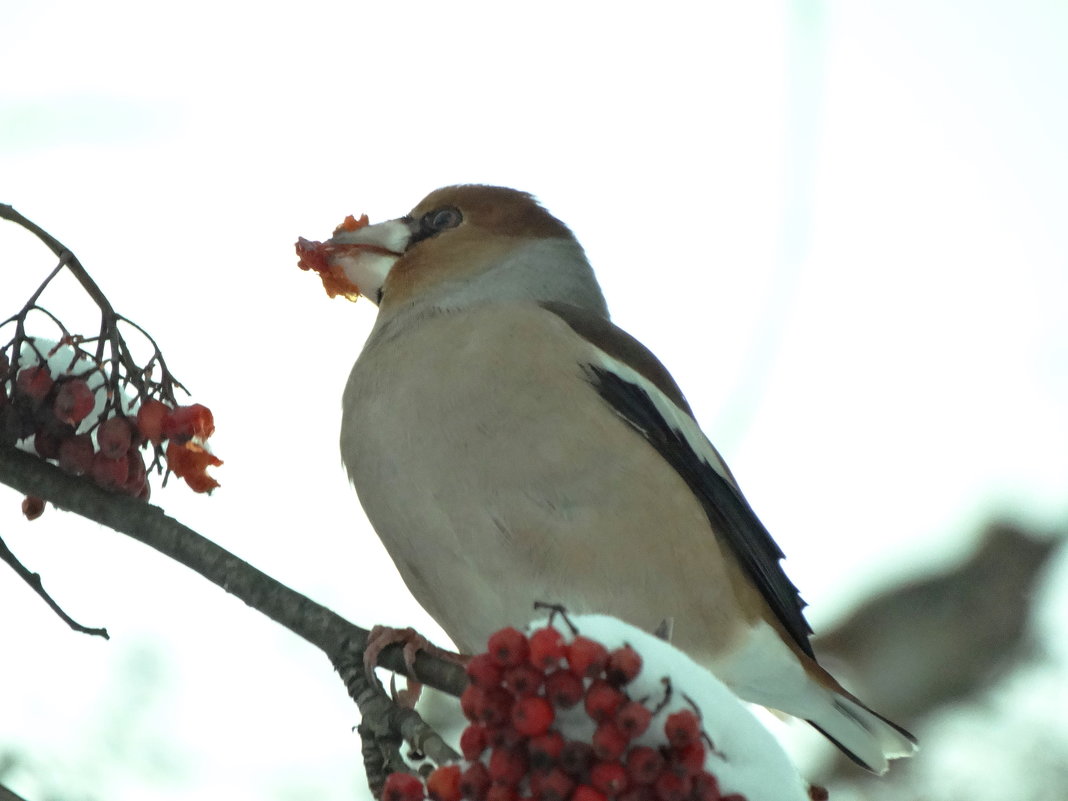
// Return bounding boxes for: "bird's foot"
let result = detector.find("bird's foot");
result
[363,624,467,708]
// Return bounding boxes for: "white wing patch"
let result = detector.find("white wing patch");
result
[591,351,738,490]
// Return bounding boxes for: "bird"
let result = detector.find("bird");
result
[300,184,917,774]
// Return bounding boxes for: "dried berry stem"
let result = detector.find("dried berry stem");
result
[0,203,186,408]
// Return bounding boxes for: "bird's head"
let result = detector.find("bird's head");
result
[297,185,608,317]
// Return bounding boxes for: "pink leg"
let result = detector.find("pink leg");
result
[363,625,468,707]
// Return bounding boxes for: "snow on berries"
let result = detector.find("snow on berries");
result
[379,614,809,801]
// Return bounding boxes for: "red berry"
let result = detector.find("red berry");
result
[460,724,489,760]
[486,725,523,749]
[544,669,584,708]
[664,710,701,748]
[618,786,656,801]
[573,785,608,801]
[504,663,544,696]
[528,626,567,670]
[460,762,491,801]
[584,679,625,722]
[58,433,95,475]
[467,653,505,688]
[485,784,518,801]
[162,402,214,441]
[592,722,629,761]
[654,772,692,801]
[33,429,61,459]
[136,399,170,445]
[123,449,148,496]
[53,379,95,426]
[590,761,629,796]
[534,768,574,801]
[567,636,608,678]
[487,627,530,668]
[382,772,425,801]
[477,686,514,727]
[528,730,565,770]
[559,741,594,777]
[15,366,53,402]
[512,695,555,737]
[669,741,706,776]
[461,685,484,721]
[427,765,462,801]
[616,700,653,738]
[91,451,128,490]
[21,495,45,521]
[97,416,133,459]
[690,772,722,801]
[489,745,529,786]
[605,645,642,685]
[625,747,664,786]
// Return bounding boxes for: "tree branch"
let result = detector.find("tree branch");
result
[0,444,467,698]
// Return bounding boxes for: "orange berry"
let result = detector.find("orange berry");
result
[136,399,170,445]
[381,772,425,801]
[487,627,529,668]
[162,403,215,441]
[165,440,222,493]
[529,626,567,670]
[426,765,461,801]
[567,636,608,678]
[511,696,554,737]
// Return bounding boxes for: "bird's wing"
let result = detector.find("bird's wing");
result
[540,301,815,658]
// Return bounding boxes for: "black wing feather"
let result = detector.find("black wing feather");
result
[586,365,815,658]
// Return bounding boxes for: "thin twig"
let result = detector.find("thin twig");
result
[0,531,109,638]
[0,205,117,319]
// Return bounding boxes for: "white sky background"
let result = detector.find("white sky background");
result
[2,1,1067,799]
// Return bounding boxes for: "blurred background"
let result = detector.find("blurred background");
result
[2,1,1066,799]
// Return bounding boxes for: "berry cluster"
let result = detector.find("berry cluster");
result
[380,625,746,801]
[2,206,221,514]
[1,349,221,513]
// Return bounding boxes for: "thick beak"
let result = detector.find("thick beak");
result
[324,218,411,305]
[296,217,412,304]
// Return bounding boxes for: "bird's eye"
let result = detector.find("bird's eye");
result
[422,206,463,234]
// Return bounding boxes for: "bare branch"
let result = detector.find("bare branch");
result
[0,530,109,638]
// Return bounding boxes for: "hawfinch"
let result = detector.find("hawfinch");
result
[305,185,916,773]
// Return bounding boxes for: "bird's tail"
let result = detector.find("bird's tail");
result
[806,689,918,774]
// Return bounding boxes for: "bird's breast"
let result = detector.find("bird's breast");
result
[340,304,751,656]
